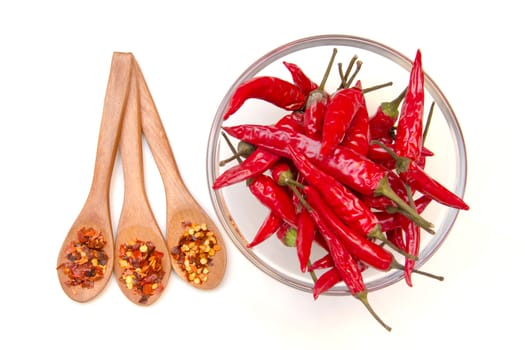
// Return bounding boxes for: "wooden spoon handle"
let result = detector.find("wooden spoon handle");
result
[118,65,149,213]
[133,59,191,208]
[89,52,133,201]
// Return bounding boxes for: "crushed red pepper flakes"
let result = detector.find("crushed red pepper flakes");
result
[118,239,165,304]
[171,222,221,285]
[56,227,109,289]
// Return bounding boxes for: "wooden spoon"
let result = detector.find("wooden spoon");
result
[133,59,227,290]
[56,52,132,302]
[113,63,171,305]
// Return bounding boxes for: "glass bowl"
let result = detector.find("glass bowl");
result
[206,34,467,294]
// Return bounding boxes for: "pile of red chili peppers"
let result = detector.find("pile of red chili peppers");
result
[214,48,469,331]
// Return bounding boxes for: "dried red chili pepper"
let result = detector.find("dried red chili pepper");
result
[340,85,370,155]
[248,174,297,226]
[223,124,433,231]
[369,87,407,140]
[247,211,283,248]
[296,206,316,273]
[377,195,432,232]
[320,86,364,155]
[309,253,334,271]
[302,184,415,270]
[394,49,425,161]
[222,76,306,120]
[288,145,378,236]
[302,48,337,139]
[309,200,391,331]
[213,113,304,190]
[118,239,165,304]
[56,227,109,289]
[283,61,318,95]
[313,267,341,299]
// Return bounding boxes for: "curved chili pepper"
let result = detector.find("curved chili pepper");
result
[341,95,370,155]
[303,185,393,271]
[399,216,420,287]
[296,206,316,273]
[247,211,283,248]
[320,86,364,155]
[213,113,303,190]
[309,200,391,331]
[288,145,378,236]
[248,174,297,226]
[309,253,334,271]
[222,76,306,120]
[283,61,318,95]
[377,195,432,232]
[223,124,434,232]
[394,49,424,160]
[313,267,341,300]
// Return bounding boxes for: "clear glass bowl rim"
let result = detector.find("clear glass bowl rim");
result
[206,34,468,294]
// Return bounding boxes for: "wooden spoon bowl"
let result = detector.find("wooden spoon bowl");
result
[113,66,171,305]
[56,52,132,302]
[134,59,227,290]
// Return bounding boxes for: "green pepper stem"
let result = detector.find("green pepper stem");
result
[307,260,318,283]
[380,87,407,117]
[343,60,362,89]
[355,291,392,332]
[368,228,418,260]
[221,131,243,165]
[338,54,358,89]
[362,81,394,94]
[374,176,435,234]
[319,48,338,91]
[422,101,435,145]
[390,260,444,282]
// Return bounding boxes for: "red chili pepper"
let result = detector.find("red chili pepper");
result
[213,113,304,190]
[312,267,341,299]
[399,216,420,287]
[248,174,297,226]
[288,145,378,236]
[400,160,469,210]
[309,199,391,331]
[320,86,364,155]
[303,185,394,271]
[222,76,306,120]
[394,50,425,160]
[302,48,337,139]
[309,253,334,271]
[223,124,434,231]
[369,87,407,140]
[247,211,283,248]
[341,92,370,155]
[283,61,318,95]
[296,206,316,273]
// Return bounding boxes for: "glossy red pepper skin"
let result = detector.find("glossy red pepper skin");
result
[212,113,304,190]
[303,185,393,271]
[223,124,386,196]
[222,76,306,120]
[283,61,318,95]
[288,145,378,236]
[313,267,341,299]
[320,87,364,155]
[399,216,420,287]
[213,148,279,190]
[369,87,407,140]
[401,161,469,210]
[341,102,370,155]
[247,211,282,248]
[311,210,365,295]
[303,90,329,139]
[377,195,432,232]
[394,50,424,160]
[296,207,316,273]
[248,174,297,226]
[309,253,334,271]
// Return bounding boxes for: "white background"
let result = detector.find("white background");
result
[1,1,523,348]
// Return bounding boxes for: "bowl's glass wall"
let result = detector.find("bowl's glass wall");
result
[207,35,467,294]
